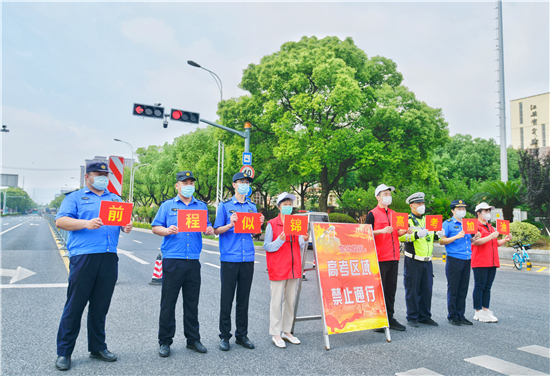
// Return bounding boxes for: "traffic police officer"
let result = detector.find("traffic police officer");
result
[439,200,475,326]
[399,192,438,327]
[214,172,264,351]
[55,162,133,371]
[152,171,214,357]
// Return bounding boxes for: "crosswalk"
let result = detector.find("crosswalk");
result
[396,345,550,376]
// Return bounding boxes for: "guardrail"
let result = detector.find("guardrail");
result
[44,214,69,255]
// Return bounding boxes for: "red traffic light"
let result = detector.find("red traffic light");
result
[170,108,200,124]
[135,106,144,114]
[133,103,164,118]
[172,110,182,120]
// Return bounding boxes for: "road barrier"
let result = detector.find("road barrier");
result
[44,214,69,257]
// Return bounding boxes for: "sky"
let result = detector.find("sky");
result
[1,1,549,205]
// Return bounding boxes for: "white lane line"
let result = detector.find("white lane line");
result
[202,250,219,255]
[204,262,220,269]
[118,249,150,265]
[255,252,265,257]
[465,355,547,375]
[396,368,443,376]
[132,240,142,244]
[0,283,68,289]
[0,219,33,235]
[254,261,260,264]
[518,345,550,359]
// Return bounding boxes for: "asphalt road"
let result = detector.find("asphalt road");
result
[1,214,549,376]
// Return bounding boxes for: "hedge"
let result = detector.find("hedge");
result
[509,222,542,246]
[328,213,357,223]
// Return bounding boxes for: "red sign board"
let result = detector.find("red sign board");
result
[391,212,409,230]
[425,215,443,232]
[99,201,133,226]
[496,219,510,235]
[463,218,479,235]
[234,213,261,233]
[283,215,309,236]
[177,210,207,232]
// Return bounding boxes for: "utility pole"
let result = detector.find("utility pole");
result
[497,0,508,182]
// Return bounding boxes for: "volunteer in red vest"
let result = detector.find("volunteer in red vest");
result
[263,192,309,348]
[365,184,408,332]
[471,202,512,323]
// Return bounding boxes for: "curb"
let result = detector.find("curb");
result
[432,244,550,264]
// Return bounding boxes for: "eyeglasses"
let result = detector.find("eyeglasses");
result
[236,180,251,185]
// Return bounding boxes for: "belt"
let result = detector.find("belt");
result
[404,251,432,262]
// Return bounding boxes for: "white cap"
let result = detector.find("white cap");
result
[475,202,495,212]
[276,192,296,206]
[375,184,395,197]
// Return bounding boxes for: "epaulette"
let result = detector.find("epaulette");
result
[64,189,79,196]
[446,218,452,222]
[223,198,232,203]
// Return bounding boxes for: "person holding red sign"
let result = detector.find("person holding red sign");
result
[471,202,512,323]
[214,172,265,351]
[365,184,408,332]
[263,192,309,348]
[151,171,214,357]
[54,162,133,371]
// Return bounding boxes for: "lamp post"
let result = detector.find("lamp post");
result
[131,163,150,203]
[114,139,135,203]
[187,60,223,103]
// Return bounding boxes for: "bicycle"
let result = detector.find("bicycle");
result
[512,239,532,271]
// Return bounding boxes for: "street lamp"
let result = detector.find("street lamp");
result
[114,139,135,203]
[187,60,223,103]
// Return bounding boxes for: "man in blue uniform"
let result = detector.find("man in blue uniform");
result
[214,172,264,351]
[152,171,214,357]
[55,162,133,371]
[439,200,475,326]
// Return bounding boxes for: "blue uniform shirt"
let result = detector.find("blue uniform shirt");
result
[213,196,257,262]
[151,195,211,260]
[442,217,472,260]
[56,187,123,257]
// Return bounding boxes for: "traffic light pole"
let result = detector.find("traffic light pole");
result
[199,119,251,153]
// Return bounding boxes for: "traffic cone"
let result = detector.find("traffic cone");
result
[149,253,163,285]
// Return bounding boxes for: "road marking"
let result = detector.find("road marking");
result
[0,219,33,235]
[0,267,37,284]
[132,240,142,244]
[396,368,443,375]
[536,267,547,273]
[202,250,219,255]
[255,252,266,257]
[0,283,68,289]
[204,262,220,269]
[118,249,149,265]
[47,222,70,273]
[518,345,550,358]
[465,355,547,375]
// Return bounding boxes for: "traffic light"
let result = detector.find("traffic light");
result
[133,103,164,119]
[170,109,200,124]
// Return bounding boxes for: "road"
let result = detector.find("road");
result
[1,214,549,375]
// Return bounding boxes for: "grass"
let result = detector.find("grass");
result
[532,236,550,250]
[202,234,263,246]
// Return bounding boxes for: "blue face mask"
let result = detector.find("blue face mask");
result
[180,185,195,198]
[237,183,250,195]
[281,206,293,215]
[91,176,109,191]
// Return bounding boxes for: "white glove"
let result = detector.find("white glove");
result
[436,230,445,238]
[417,229,428,238]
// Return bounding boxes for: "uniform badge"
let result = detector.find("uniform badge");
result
[454,226,459,229]
[248,210,254,213]
[171,208,178,211]
[81,197,90,200]
[229,210,236,213]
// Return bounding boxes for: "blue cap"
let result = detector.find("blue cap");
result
[450,199,467,210]
[232,172,253,182]
[86,162,109,174]
[177,171,196,181]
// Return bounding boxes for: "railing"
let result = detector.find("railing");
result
[44,214,69,255]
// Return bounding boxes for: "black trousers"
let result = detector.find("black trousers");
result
[159,259,201,346]
[219,261,254,340]
[57,253,118,357]
[379,260,399,320]
[445,256,471,320]
[404,257,433,322]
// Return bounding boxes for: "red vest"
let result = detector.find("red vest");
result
[266,215,302,281]
[472,222,500,268]
[369,205,400,262]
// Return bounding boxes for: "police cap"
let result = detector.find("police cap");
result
[86,162,109,174]
[406,192,425,204]
[450,199,467,210]
[177,171,196,182]
[232,172,253,183]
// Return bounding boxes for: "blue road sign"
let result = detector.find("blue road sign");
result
[246,185,252,197]
[242,152,252,165]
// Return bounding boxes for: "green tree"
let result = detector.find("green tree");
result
[1,187,36,213]
[48,194,65,209]
[518,146,550,228]
[473,180,523,222]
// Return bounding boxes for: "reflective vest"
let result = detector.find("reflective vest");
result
[398,214,434,258]
[266,215,302,281]
[369,205,400,262]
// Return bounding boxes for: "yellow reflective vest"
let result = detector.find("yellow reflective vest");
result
[398,214,434,258]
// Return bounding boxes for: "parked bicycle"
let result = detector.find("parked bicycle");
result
[512,238,532,271]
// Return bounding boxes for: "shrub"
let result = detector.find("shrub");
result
[509,221,542,246]
[522,219,544,230]
[328,213,357,223]
[133,222,152,230]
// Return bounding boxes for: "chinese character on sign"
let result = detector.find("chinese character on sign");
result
[290,219,301,232]
[107,206,124,222]
[361,259,371,275]
[343,287,355,304]
[496,219,510,235]
[532,119,538,125]
[283,215,308,235]
[99,201,133,226]
[354,286,365,303]
[185,213,201,229]
[339,260,349,276]
[392,212,409,230]
[177,209,207,232]
[531,111,537,117]
[327,260,338,277]
[350,260,360,276]
[243,216,254,230]
[331,288,343,306]
[234,213,261,233]
[366,286,376,302]
[426,215,443,231]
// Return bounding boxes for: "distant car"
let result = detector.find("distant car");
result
[295,211,329,249]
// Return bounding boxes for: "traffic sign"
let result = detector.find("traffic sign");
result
[133,103,164,119]
[246,186,252,198]
[239,165,255,178]
[107,156,125,196]
[242,152,252,165]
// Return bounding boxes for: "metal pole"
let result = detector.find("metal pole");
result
[216,140,221,207]
[2,189,7,214]
[221,142,224,201]
[244,126,251,154]
[497,0,508,182]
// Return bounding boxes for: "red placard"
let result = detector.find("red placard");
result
[283,215,309,236]
[391,212,409,230]
[234,213,261,233]
[177,210,207,232]
[99,201,133,226]
[496,219,510,235]
[463,218,479,234]
[425,215,443,231]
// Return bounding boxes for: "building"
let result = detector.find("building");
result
[510,92,549,155]
[79,156,135,188]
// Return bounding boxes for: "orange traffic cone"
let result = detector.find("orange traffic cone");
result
[149,253,163,285]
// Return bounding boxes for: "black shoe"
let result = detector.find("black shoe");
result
[235,336,255,349]
[55,356,71,371]
[449,318,461,326]
[460,318,473,326]
[419,318,439,326]
[373,328,385,333]
[159,344,170,357]
[219,339,230,351]
[389,318,406,331]
[408,320,419,327]
[302,274,308,281]
[187,341,207,353]
[89,349,117,362]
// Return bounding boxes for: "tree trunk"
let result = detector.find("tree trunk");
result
[502,205,514,222]
[319,167,330,213]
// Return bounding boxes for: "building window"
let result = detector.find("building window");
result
[543,124,547,147]
[520,127,524,149]
[519,102,523,124]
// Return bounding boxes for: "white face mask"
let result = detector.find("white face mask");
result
[381,196,392,206]
[416,205,425,215]
[455,210,466,219]
[482,213,491,221]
